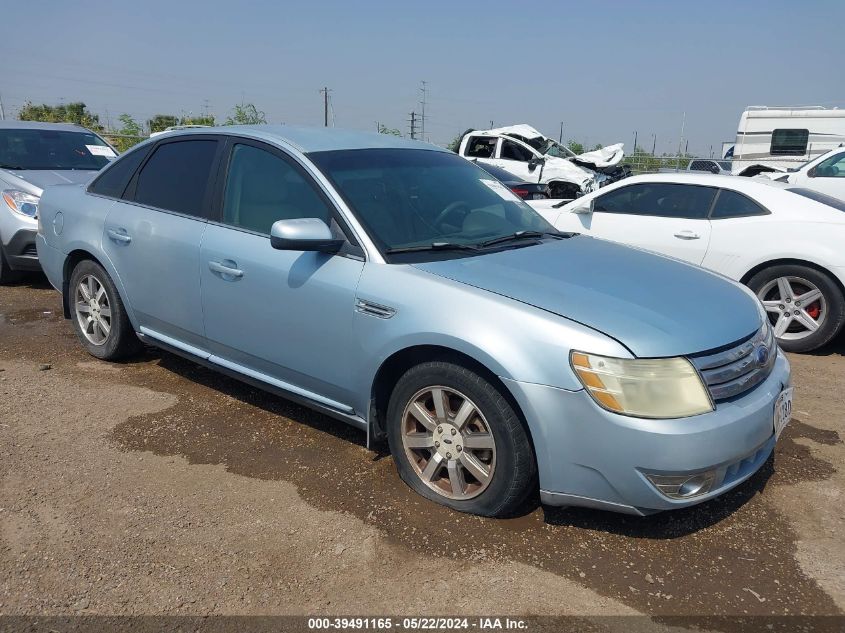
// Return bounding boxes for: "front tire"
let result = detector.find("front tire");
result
[69,260,141,360]
[386,361,536,517]
[748,264,845,352]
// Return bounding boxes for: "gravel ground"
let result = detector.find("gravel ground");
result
[0,277,843,630]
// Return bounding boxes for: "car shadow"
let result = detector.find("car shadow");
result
[131,344,775,538]
[7,271,52,290]
[141,346,370,449]
[805,332,845,357]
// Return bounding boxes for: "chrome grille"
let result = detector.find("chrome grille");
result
[690,324,776,401]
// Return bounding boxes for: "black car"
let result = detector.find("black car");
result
[472,162,551,200]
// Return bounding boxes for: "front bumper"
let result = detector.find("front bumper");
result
[503,350,791,515]
[2,227,41,271]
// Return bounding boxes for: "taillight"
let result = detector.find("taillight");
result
[511,188,530,199]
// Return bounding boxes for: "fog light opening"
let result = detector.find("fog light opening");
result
[678,475,712,498]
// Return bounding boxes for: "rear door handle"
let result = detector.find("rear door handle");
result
[106,228,132,244]
[208,260,244,279]
[673,230,700,240]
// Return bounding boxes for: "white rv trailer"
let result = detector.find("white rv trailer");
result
[732,106,845,176]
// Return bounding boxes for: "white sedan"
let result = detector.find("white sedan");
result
[530,173,845,352]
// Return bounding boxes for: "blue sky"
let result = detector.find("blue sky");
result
[1,1,841,155]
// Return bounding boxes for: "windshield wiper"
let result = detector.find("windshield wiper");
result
[0,164,25,170]
[479,230,573,248]
[384,242,481,254]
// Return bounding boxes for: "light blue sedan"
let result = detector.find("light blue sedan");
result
[36,126,792,517]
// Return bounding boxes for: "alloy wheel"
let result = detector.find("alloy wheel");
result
[758,276,826,341]
[401,386,496,500]
[74,274,112,346]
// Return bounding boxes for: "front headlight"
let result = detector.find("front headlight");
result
[570,351,714,419]
[2,190,40,218]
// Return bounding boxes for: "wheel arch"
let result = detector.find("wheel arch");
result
[740,257,845,297]
[61,248,136,326]
[368,344,534,451]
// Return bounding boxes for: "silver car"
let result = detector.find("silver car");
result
[0,121,116,283]
[36,126,792,517]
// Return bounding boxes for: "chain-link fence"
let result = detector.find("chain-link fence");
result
[622,153,812,175]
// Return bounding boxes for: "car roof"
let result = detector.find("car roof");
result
[159,124,446,154]
[620,172,786,193]
[0,120,96,133]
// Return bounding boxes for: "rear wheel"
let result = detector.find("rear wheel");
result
[386,361,536,517]
[749,264,845,352]
[69,260,141,360]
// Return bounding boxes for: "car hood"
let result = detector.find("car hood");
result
[0,169,97,195]
[412,237,761,358]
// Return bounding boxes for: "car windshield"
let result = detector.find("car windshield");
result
[309,149,556,258]
[0,128,115,171]
[540,139,576,158]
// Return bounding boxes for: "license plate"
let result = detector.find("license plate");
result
[774,387,794,440]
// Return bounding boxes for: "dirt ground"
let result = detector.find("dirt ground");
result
[0,276,843,630]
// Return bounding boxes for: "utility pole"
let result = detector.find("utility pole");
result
[320,87,331,127]
[489,120,494,129]
[0,93,6,121]
[633,130,638,152]
[408,111,418,140]
[651,133,657,155]
[419,80,428,141]
[559,122,564,143]
[676,111,686,169]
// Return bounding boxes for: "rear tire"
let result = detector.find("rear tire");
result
[0,244,22,285]
[69,259,142,360]
[386,361,536,517]
[748,264,845,353]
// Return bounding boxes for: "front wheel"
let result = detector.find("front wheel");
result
[69,259,142,360]
[749,264,845,352]
[386,361,536,517]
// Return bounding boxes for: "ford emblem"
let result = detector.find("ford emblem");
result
[755,345,770,367]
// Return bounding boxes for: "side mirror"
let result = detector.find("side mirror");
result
[527,157,545,173]
[571,199,594,214]
[710,165,720,174]
[807,166,817,178]
[270,218,344,253]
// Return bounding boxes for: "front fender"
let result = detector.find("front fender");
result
[350,263,630,416]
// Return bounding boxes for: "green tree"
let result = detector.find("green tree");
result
[180,115,215,126]
[225,103,266,125]
[378,123,401,136]
[147,114,179,133]
[18,101,103,131]
[567,140,585,155]
[108,114,145,152]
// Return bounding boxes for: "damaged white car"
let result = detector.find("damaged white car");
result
[457,124,631,199]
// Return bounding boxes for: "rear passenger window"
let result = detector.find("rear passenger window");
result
[133,140,218,216]
[500,140,534,162]
[222,143,332,235]
[465,136,497,158]
[88,145,150,198]
[710,189,768,218]
[594,183,716,219]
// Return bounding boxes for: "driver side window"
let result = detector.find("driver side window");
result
[813,152,845,178]
[594,183,716,219]
[222,143,332,235]
[500,139,534,162]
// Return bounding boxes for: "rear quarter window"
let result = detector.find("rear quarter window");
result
[88,145,151,198]
[710,189,769,219]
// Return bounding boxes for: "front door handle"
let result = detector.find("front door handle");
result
[208,260,244,279]
[673,230,701,240]
[106,228,132,244]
